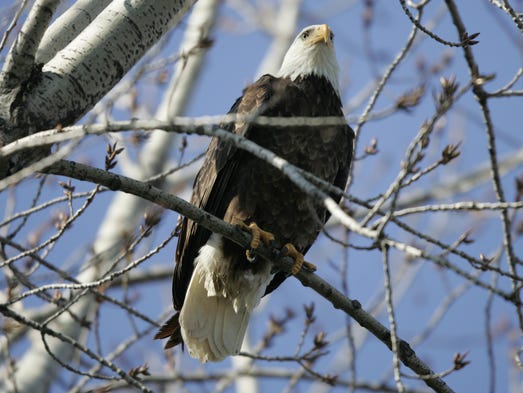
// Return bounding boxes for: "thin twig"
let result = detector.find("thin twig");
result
[381,242,406,392]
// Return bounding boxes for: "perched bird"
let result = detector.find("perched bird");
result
[156,24,354,362]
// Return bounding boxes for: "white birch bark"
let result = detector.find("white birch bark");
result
[36,0,113,64]
[24,0,195,127]
[0,0,196,178]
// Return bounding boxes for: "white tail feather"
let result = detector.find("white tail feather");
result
[179,234,272,362]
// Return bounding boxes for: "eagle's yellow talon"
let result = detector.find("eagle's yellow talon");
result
[236,221,275,261]
[283,243,316,275]
[250,223,275,247]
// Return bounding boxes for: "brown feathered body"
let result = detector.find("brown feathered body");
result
[156,24,354,362]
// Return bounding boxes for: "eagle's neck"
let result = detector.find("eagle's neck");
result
[276,45,340,94]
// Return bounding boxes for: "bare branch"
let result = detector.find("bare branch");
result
[0,0,59,91]
[399,0,479,47]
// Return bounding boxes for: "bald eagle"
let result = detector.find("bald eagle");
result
[156,24,354,362]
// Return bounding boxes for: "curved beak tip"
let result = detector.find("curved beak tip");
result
[320,24,329,42]
[310,24,331,46]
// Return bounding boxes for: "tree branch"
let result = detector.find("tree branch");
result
[0,0,59,92]
[36,0,113,64]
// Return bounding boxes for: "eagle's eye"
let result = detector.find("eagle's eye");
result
[301,30,311,40]
[329,31,334,41]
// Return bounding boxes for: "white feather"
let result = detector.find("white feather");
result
[179,234,273,362]
[277,24,340,94]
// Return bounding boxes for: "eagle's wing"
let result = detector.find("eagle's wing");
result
[172,74,280,310]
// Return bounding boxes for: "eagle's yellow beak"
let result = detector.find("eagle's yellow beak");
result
[309,24,331,46]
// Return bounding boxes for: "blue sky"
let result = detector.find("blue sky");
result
[2,1,523,392]
[137,2,522,392]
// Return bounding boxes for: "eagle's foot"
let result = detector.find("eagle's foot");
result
[237,222,275,262]
[282,243,317,275]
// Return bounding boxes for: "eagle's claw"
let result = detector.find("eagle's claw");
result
[237,221,275,262]
[282,243,317,274]
[246,247,257,262]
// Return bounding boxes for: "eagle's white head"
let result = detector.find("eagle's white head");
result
[277,24,340,93]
